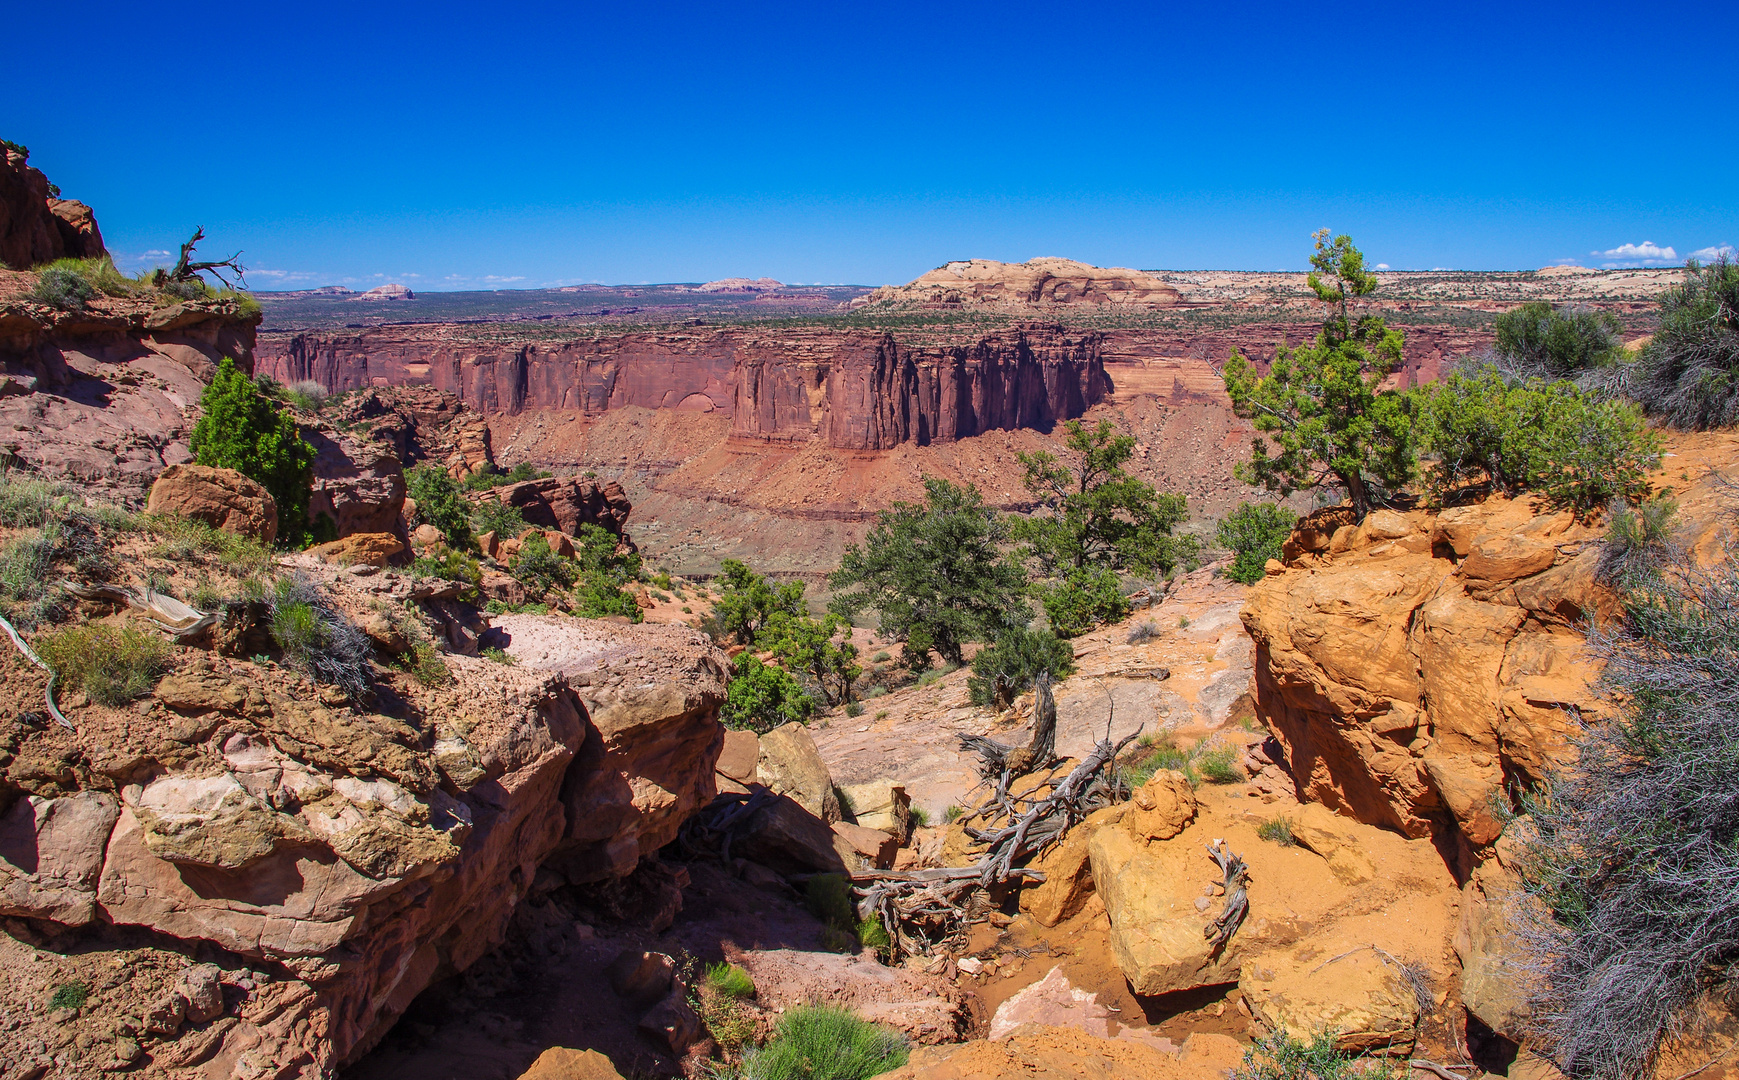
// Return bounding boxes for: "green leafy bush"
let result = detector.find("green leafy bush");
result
[571,573,642,620]
[1494,301,1624,376]
[510,533,575,597]
[711,558,807,645]
[1038,565,1128,638]
[1637,255,1739,429]
[35,624,170,706]
[471,498,529,541]
[190,357,317,547]
[30,265,95,311]
[460,461,547,491]
[410,544,482,595]
[1216,502,1298,584]
[404,463,474,550]
[723,653,814,733]
[967,626,1075,708]
[738,1005,908,1080]
[1417,367,1661,512]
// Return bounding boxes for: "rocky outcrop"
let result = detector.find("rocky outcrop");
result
[858,258,1183,309]
[325,384,495,479]
[1,145,104,269]
[1242,498,1613,847]
[487,475,633,539]
[258,325,1108,450]
[0,563,729,1077]
[147,464,279,543]
[306,426,408,538]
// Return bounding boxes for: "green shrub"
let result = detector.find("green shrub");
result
[967,626,1075,708]
[1038,565,1128,638]
[410,544,482,597]
[870,651,890,663]
[460,461,547,491]
[907,806,930,828]
[573,522,641,582]
[696,981,758,1054]
[857,917,892,962]
[1233,1029,1374,1080]
[1494,301,1624,377]
[943,805,963,824]
[705,961,756,1000]
[30,265,94,311]
[145,513,276,575]
[471,498,529,541]
[843,700,862,717]
[723,653,814,733]
[282,379,328,412]
[35,624,170,706]
[190,357,317,547]
[1258,817,1296,846]
[739,1005,909,1080]
[479,646,516,665]
[1417,367,1662,513]
[510,533,575,597]
[47,981,89,1011]
[1217,502,1298,584]
[408,641,450,687]
[0,530,55,604]
[267,576,372,701]
[1637,255,1739,430]
[712,558,807,645]
[404,463,474,550]
[37,256,138,299]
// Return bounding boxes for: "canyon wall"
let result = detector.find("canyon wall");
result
[257,325,1110,450]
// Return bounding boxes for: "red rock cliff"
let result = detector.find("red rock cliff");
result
[1,145,105,269]
[257,325,1109,450]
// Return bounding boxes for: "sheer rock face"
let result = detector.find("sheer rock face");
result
[257,325,1109,450]
[1,146,105,268]
[1241,498,1616,847]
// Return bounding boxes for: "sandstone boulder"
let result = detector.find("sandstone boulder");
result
[838,778,910,835]
[605,949,674,1006]
[1240,941,1419,1053]
[716,729,760,784]
[176,963,226,1023]
[0,790,120,925]
[516,1047,626,1080]
[306,428,406,539]
[875,1024,1244,1080]
[832,821,898,869]
[1020,804,1127,928]
[496,476,633,539]
[638,987,703,1056]
[1455,880,1535,1042]
[147,464,279,544]
[756,722,841,823]
[480,569,527,607]
[309,531,405,567]
[1126,770,1196,840]
[410,523,445,547]
[734,946,971,1045]
[733,793,848,876]
[989,965,1114,1040]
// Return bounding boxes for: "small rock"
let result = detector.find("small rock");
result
[103,1038,143,1071]
[143,990,187,1035]
[605,950,674,1006]
[638,988,703,1056]
[956,956,984,975]
[49,1007,78,1024]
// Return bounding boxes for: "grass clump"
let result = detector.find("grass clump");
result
[1257,817,1295,846]
[704,961,756,1000]
[408,641,450,687]
[856,917,892,962]
[267,576,372,701]
[1126,621,1161,644]
[1196,747,1242,784]
[30,265,95,311]
[145,514,277,576]
[479,646,516,665]
[282,379,328,413]
[35,624,170,706]
[47,981,89,1011]
[738,1005,908,1080]
[907,806,930,828]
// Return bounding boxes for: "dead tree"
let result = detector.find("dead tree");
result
[960,669,1061,780]
[152,227,247,290]
[1204,840,1250,950]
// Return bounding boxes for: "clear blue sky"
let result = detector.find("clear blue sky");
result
[6,1,1734,290]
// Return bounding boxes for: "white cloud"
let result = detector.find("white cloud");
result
[1594,241,1679,266]
[1376,263,1390,270]
[1689,244,1737,262]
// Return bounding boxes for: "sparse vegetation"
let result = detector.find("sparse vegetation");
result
[509,532,575,596]
[966,626,1075,708]
[705,961,756,1000]
[146,513,276,576]
[411,544,483,597]
[281,379,329,413]
[736,1005,908,1080]
[267,575,372,701]
[30,265,95,311]
[1511,543,1739,1080]
[943,804,963,824]
[34,624,170,707]
[1233,1029,1380,1080]
[190,357,317,547]
[1637,255,1739,429]
[1195,747,1242,784]
[1126,621,1161,644]
[1216,502,1298,584]
[479,646,516,665]
[471,497,529,540]
[408,641,450,687]
[460,461,548,491]
[1257,817,1295,846]
[47,981,89,1011]
[1493,301,1624,377]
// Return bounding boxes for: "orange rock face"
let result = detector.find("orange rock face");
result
[1242,496,1614,846]
[146,464,280,544]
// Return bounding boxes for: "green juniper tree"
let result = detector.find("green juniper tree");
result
[829,477,1027,669]
[189,357,317,547]
[1222,231,1415,521]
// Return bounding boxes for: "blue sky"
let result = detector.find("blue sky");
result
[6,1,1734,290]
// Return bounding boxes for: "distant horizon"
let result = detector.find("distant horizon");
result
[11,3,1733,290]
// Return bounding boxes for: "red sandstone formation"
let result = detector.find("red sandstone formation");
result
[0,144,105,269]
[258,325,1109,450]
